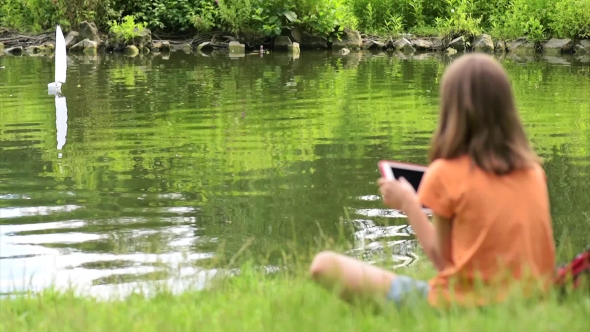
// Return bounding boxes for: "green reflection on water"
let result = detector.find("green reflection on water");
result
[0,51,588,294]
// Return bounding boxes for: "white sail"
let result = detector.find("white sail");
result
[55,25,67,84]
[55,95,68,150]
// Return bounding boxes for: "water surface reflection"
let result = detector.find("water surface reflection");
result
[0,50,588,297]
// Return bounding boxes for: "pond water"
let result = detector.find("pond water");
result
[1,50,589,297]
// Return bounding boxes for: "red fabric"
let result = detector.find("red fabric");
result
[554,249,590,289]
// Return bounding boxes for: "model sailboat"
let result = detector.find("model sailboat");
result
[48,25,68,154]
[48,25,67,94]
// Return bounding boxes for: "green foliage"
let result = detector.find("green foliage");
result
[384,13,404,34]
[0,0,589,42]
[214,0,256,33]
[435,0,482,37]
[487,0,550,41]
[344,0,589,39]
[549,0,590,38]
[0,0,61,32]
[190,1,218,32]
[113,0,200,31]
[109,15,145,42]
[251,7,298,37]
[298,0,358,36]
[0,0,112,32]
[346,0,447,34]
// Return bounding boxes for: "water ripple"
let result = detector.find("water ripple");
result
[0,51,588,298]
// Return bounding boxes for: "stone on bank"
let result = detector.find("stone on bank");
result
[507,37,536,55]
[575,40,590,55]
[411,38,433,51]
[228,41,245,55]
[473,34,494,53]
[41,42,55,52]
[70,39,98,55]
[543,38,574,55]
[495,40,507,53]
[273,36,300,55]
[301,32,327,50]
[361,39,386,50]
[289,42,300,55]
[395,38,415,53]
[274,36,292,51]
[26,45,42,54]
[124,45,139,56]
[79,21,101,43]
[65,31,79,49]
[152,41,171,53]
[448,36,466,52]
[446,47,458,55]
[332,28,362,51]
[133,28,152,49]
[5,21,588,58]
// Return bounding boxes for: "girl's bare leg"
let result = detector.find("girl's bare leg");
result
[309,250,397,302]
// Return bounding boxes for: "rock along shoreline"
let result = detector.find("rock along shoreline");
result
[1,22,589,59]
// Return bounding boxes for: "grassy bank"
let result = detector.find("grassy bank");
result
[1,230,589,332]
[1,0,589,41]
[1,261,589,332]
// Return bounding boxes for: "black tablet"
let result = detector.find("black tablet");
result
[378,160,432,214]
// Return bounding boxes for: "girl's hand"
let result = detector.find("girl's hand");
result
[377,177,418,211]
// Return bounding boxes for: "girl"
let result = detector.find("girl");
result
[309,54,556,308]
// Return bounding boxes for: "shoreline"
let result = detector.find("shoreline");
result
[2,23,589,59]
[1,262,588,331]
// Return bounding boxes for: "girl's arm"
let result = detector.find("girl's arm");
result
[402,197,453,271]
[433,214,453,270]
[377,176,453,271]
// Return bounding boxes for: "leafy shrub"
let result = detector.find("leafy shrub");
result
[298,0,358,36]
[251,7,298,37]
[549,0,590,38]
[0,0,589,40]
[0,0,112,32]
[0,0,62,31]
[488,0,551,41]
[435,0,482,37]
[192,1,219,32]
[205,0,357,37]
[114,0,200,31]
[346,0,447,33]
[109,15,145,42]
[214,0,259,34]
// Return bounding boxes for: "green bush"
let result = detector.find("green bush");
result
[0,0,59,31]
[109,15,145,43]
[549,0,590,38]
[0,0,113,32]
[113,0,200,31]
[297,0,358,36]
[488,0,551,41]
[0,0,589,39]
[194,0,357,37]
[346,0,447,34]
[435,0,483,37]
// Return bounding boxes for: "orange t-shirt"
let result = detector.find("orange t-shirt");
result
[417,155,556,308]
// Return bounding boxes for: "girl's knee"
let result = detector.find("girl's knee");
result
[309,250,338,279]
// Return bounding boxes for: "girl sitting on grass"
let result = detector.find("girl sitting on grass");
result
[309,54,557,308]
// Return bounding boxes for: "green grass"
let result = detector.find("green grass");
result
[1,254,589,332]
[1,221,587,332]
